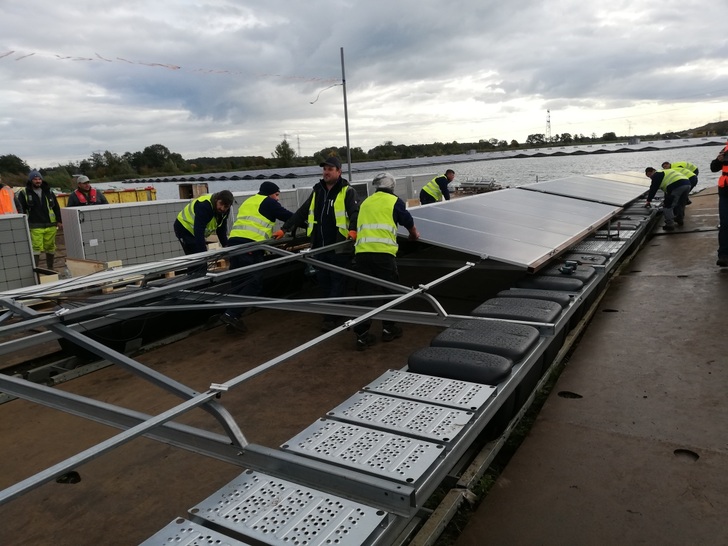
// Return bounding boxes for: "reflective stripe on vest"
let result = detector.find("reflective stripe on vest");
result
[672,166,695,181]
[355,192,399,256]
[659,169,689,192]
[229,194,273,241]
[20,188,56,223]
[73,188,98,204]
[307,185,350,238]
[720,144,728,188]
[422,176,443,201]
[0,186,17,214]
[176,194,219,237]
[671,161,697,173]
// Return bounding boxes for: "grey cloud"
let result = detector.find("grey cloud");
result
[1,0,726,166]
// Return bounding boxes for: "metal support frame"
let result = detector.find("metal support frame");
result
[0,386,221,505]
[1,297,247,446]
[0,245,476,511]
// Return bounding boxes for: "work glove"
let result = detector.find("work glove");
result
[273,229,285,240]
[643,201,652,209]
[348,230,357,241]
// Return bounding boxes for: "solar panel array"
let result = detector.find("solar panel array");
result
[404,173,649,270]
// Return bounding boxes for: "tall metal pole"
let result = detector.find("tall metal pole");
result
[340,47,353,182]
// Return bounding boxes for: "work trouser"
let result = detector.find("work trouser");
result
[313,250,353,323]
[29,226,57,253]
[719,186,728,257]
[224,237,264,319]
[662,183,690,226]
[352,252,399,335]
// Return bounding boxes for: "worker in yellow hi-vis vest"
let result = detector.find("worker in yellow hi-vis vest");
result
[419,169,455,205]
[353,172,419,351]
[17,170,62,270]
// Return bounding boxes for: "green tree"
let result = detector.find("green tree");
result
[43,166,74,191]
[349,147,367,161]
[602,132,617,141]
[526,134,546,145]
[142,144,174,171]
[0,154,29,175]
[273,139,297,167]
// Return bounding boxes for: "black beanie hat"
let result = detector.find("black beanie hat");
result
[259,181,280,196]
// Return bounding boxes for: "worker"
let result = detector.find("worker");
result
[352,172,420,351]
[419,169,455,205]
[710,143,728,267]
[0,175,21,214]
[280,156,360,333]
[17,170,62,270]
[219,181,293,333]
[66,175,109,206]
[661,161,698,191]
[661,160,698,203]
[173,190,233,255]
[644,167,691,231]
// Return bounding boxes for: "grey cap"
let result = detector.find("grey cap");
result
[76,175,90,184]
[372,172,396,191]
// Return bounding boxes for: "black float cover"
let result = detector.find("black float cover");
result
[496,288,573,308]
[515,275,584,291]
[408,346,513,385]
[431,319,539,361]
[472,297,562,323]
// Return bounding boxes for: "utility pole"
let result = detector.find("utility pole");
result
[297,135,301,157]
[340,47,352,182]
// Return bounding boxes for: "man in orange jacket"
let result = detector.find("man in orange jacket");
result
[0,175,21,214]
[710,143,728,267]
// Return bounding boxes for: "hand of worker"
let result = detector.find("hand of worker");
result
[644,201,651,209]
[348,230,357,241]
[408,227,420,241]
[273,229,285,240]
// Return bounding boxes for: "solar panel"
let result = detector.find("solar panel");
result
[402,188,620,270]
[519,175,648,205]
[585,171,651,187]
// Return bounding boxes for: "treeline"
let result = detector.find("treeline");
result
[1,121,725,192]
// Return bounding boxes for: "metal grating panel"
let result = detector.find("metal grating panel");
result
[519,175,647,206]
[282,420,444,483]
[327,392,474,443]
[593,229,636,240]
[569,239,628,254]
[405,188,620,269]
[140,518,251,546]
[363,370,496,411]
[189,470,386,546]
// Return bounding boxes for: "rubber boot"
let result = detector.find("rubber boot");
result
[46,253,55,271]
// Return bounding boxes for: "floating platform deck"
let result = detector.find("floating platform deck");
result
[3,173,717,545]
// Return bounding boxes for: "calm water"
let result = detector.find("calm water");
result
[106,145,724,201]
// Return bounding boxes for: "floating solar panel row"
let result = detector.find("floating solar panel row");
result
[405,172,650,271]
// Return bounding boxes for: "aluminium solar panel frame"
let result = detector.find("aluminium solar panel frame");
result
[402,172,656,272]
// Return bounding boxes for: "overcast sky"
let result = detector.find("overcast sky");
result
[2,0,727,168]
